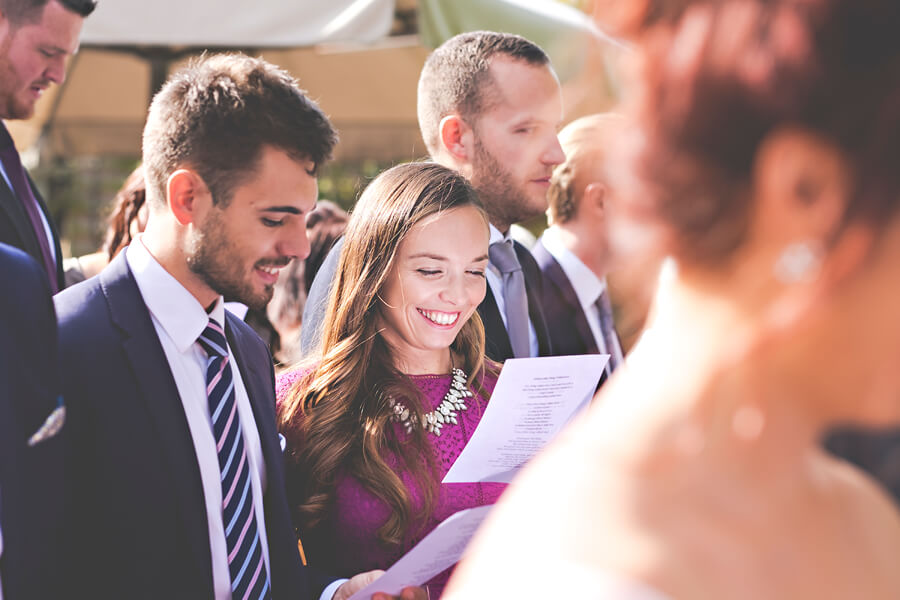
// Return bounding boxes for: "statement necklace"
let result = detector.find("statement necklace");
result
[389,367,473,436]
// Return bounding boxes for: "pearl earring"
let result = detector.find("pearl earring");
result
[773,241,823,284]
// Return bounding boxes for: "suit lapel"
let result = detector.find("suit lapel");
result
[28,174,64,289]
[100,253,214,588]
[0,179,40,261]
[515,241,552,356]
[541,252,599,354]
[0,175,64,289]
[478,284,514,362]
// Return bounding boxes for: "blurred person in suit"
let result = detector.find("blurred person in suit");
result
[54,53,423,600]
[448,1,900,598]
[533,113,626,379]
[0,242,65,599]
[299,31,564,363]
[0,0,96,293]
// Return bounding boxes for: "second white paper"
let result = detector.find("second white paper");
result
[346,505,493,600]
[443,354,606,484]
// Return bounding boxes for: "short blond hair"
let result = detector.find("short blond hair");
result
[547,113,623,224]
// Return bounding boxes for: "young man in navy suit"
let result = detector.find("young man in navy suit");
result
[54,54,423,600]
[532,114,627,379]
[0,242,65,599]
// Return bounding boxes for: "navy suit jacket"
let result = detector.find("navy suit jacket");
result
[531,240,600,356]
[54,252,331,599]
[299,236,552,362]
[0,172,65,291]
[0,243,65,600]
[534,238,623,391]
[531,239,600,357]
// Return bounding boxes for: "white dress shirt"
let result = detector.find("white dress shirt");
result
[126,238,271,600]
[539,228,609,357]
[487,224,540,357]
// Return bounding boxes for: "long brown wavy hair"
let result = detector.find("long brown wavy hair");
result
[278,162,491,547]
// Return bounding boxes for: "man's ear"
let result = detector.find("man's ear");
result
[582,182,607,219]
[439,115,473,163]
[752,126,850,245]
[166,169,208,226]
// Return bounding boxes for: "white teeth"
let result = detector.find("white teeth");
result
[419,309,459,326]
[259,266,280,276]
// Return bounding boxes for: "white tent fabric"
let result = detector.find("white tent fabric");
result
[80,0,395,47]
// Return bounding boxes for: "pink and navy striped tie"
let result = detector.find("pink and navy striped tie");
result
[198,318,272,600]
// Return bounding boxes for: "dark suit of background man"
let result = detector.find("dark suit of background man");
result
[54,54,416,600]
[299,31,563,362]
[0,0,96,293]
[0,243,66,600]
[533,114,625,380]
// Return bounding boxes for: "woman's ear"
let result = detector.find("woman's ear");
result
[753,127,873,293]
[753,126,851,244]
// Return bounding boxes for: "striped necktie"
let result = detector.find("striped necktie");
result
[197,318,271,600]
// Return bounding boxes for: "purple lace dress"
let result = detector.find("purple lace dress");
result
[276,369,505,597]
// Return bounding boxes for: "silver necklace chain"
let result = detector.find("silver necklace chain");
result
[388,368,473,436]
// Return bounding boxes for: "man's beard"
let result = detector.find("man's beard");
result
[470,139,544,231]
[186,212,275,311]
[0,74,36,121]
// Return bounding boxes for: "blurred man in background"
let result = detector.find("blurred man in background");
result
[533,114,624,379]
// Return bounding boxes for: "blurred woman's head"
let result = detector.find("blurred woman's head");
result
[103,165,147,260]
[602,0,900,266]
[601,0,900,423]
[266,200,348,364]
[302,200,350,295]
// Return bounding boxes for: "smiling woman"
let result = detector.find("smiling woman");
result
[276,162,501,598]
[377,203,490,374]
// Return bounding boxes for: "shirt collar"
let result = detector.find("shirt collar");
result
[540,227,606,310]
[489,223,512,246]
[126,236,226,353]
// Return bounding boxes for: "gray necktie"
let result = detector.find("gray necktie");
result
[596,289,623,374]
[489,241,531,359]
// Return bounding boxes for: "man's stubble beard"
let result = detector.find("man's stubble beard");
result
[186,210,273,311]
[471,139,545,233]
[0,54,25,120]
